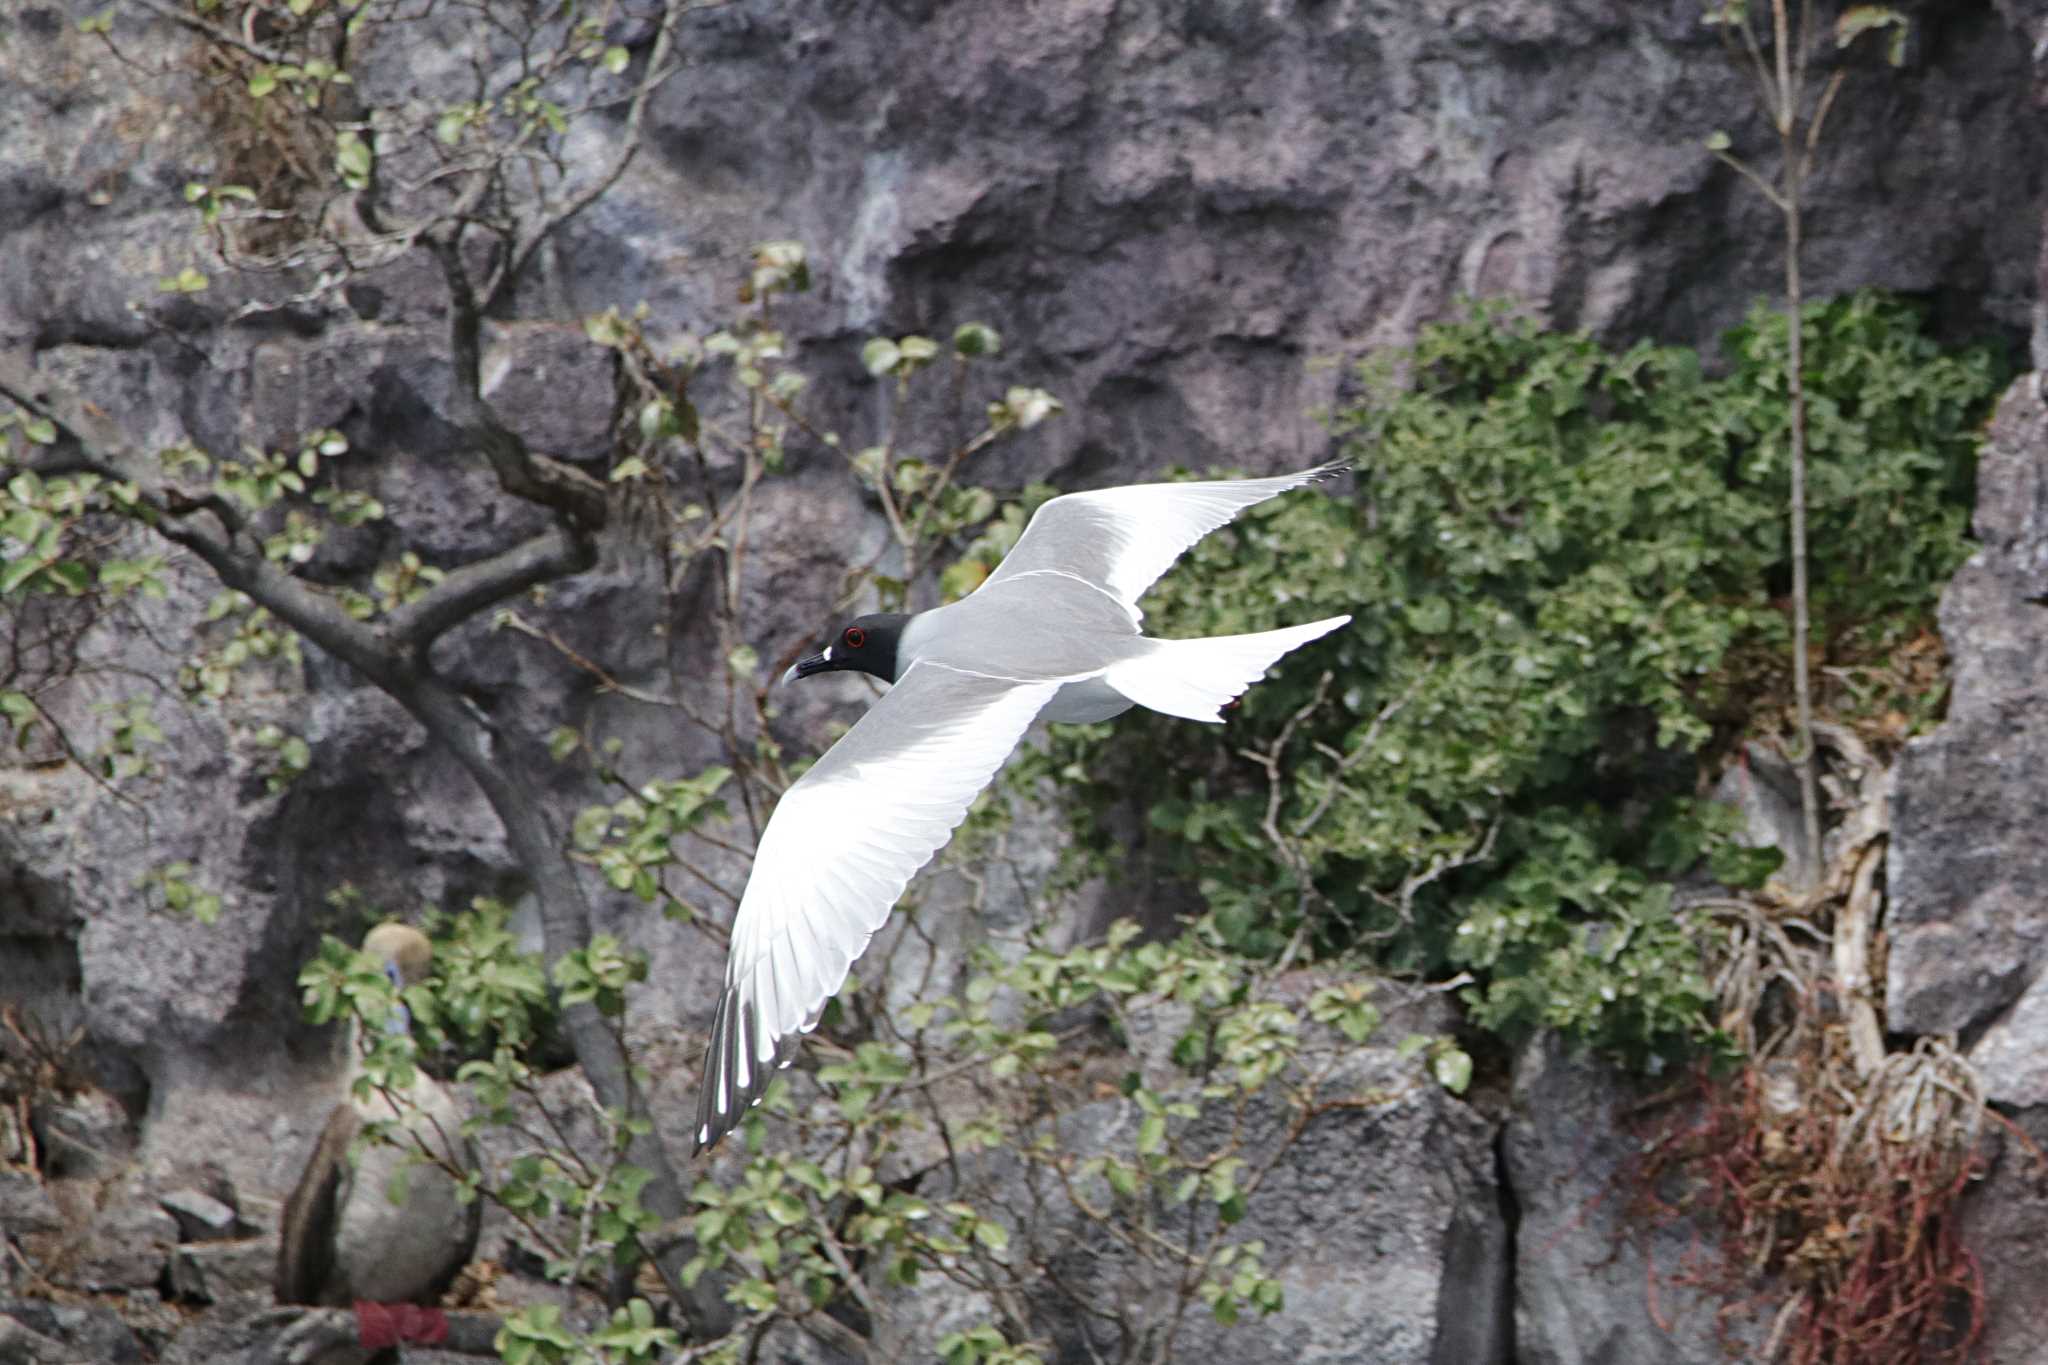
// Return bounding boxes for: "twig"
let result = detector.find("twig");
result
[496,611,689,709]
[121,0,294,65]
[1294,672,1428,837]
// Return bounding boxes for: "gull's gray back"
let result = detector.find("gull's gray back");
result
[902,571,1143,680]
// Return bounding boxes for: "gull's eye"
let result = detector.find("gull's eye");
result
[843,626,866,649]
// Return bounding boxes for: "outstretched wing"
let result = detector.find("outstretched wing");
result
[982,460,1349,619]
[695,661,1063,1153]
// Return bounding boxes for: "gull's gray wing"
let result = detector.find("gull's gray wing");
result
[980,460,1349,620]
[695,661,1064,1153]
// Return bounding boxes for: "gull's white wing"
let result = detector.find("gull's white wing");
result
[981,460,1349,619]
[695,661,1063,1153]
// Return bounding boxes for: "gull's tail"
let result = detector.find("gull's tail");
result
[1104,615,1350,723]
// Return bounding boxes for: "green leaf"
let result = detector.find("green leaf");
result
[952,322,1002,358]
[1136,1112,1166,1155]
[1704,129,1732,152]
[0,556,51,596]
[861,338,901,378]
[1000,386,1062,431]
[1432,1046,1473,1095]
[334,131,373,187]
[602,44,630,74]
[1835,5,1906,55]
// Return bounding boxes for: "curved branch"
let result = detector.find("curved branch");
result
[119,0,293,66]
[432,237,611,529]
[160,519,411,687]
[0,364,403,687]
[384,523,594,655]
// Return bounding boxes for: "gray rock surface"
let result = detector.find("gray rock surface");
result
[159,1187,239,1243]
[601,0,2043,496]
[1888,381,2048,1072]
[163,1239,272,1312]
[1506,1038,1767,1365]
[874,982,1509,1365]
[0,1300,145,1365]
[1956,1108,2048,1365]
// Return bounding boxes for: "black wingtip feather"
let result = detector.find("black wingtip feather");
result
[694,988,741,1157]
[695,987,800,1157]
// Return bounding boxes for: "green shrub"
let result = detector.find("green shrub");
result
[1023,292,2004,1069]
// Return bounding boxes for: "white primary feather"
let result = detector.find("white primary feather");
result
[982,459,1349,619]
[696,661,1063,1151]
[1103,615,1352,723]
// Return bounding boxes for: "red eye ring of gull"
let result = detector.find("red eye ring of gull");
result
[844,626,866,648]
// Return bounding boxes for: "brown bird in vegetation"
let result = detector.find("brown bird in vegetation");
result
[275,924,478,1350]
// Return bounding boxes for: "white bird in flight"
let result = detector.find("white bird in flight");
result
[695,461,1353,1152]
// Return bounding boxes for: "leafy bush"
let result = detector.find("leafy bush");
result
[1717,294,1999,638]
[1025,292,2004,1069]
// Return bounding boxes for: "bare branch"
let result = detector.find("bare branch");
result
[0,361,405,688]
[384,523,594,654]
[1293,671,1427,838]
[119,0,293,66]
[1804,66,1850,162]
[1711,149,1789,212]
[494,0,694,301]
[432,237,611,528]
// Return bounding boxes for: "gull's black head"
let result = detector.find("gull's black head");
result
[785,612,909,685]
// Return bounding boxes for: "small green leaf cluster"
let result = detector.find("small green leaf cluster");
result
[678,917,1405,1355]
[842,314,1054,610]
[0,463,192,772]
[1717,295,2000,644]
[416,897,555,1055]
[498,1298,679,1365]
[570,768,733,915]
[297,930,423,1039]
[497,1301,675,1365]
[97,698,165,782]
[552,935,650,1019]
[0,468,152,599]
[937,1323,1044,1365]
[242,54,352,107]
[1026,293,2002,1069]
[185,592,304,701]
[249,722,312,793]
[941,483,1062,601]
[138,860,224,924]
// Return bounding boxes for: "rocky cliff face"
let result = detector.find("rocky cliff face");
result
[4,0,2048,1361]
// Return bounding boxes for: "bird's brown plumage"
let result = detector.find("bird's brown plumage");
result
[275,925,479,1319]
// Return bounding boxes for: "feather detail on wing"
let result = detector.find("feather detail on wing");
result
[695,661,1063,1153]
[982,460,1349,617]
